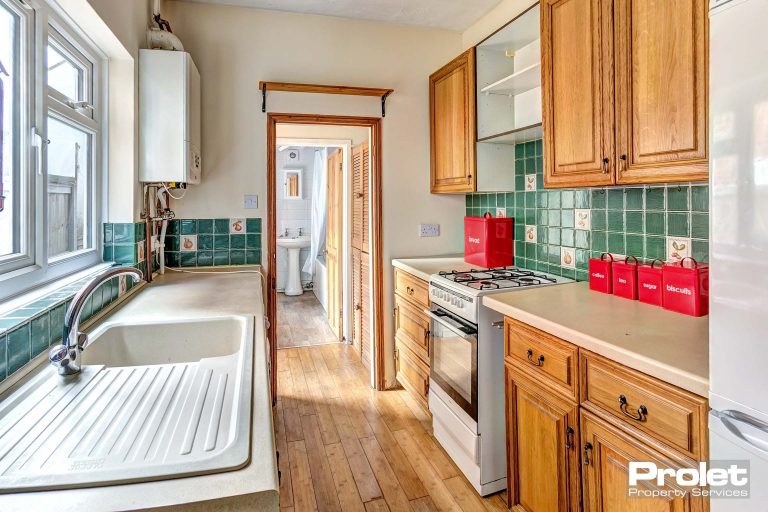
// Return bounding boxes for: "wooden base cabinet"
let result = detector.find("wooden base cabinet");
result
[393,268,431,412]
[504,319,709,512]
[581,410,708,512]
[505,366,582,512]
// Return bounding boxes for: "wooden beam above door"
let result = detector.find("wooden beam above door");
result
[259,81,394,116]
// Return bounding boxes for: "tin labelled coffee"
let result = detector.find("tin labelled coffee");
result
[589,253,613,293]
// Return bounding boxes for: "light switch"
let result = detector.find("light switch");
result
[419,224,440,237]
[244,195,259,209]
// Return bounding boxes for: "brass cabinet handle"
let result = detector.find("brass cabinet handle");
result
[406,286,414,296]
[620,154,627,172]
[565,426,575,450]
[583,442,593,465]
[526,348,545,367]
[618,395,648,421]
[602,157,610,174]
[424,329,430,345]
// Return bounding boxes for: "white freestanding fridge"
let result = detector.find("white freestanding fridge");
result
[709,0,768,509]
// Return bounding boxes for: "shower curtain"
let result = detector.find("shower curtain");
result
[303,148,328,276]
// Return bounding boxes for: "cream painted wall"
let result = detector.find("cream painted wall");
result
[163,1,465,387]
[82,0,151,222]
[462,0,538,49]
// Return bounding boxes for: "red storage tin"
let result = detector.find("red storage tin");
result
[612,256,639,300]
[589,253,613,293]
[637,259,664,306]
[662,258,709,317]
[464,213,514,268]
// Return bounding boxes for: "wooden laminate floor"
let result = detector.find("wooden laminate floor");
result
[274,343,508,512]
[278,293,340,349]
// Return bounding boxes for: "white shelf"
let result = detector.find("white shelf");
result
[480,63,541,96]
[478,123,543,146]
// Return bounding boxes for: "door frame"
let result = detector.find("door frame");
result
[267,113,385,400]
[275,137,353,345]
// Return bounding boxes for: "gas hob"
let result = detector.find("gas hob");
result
[429,266,572,324]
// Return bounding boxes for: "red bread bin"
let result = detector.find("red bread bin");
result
[612,256,639,300]
[589,253,613,293]
[662,258,709,317]
[464,213,514,268]
[637,259,664,306]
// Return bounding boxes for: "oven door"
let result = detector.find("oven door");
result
[425,307,478,422]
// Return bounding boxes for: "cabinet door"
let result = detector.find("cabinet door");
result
[506,366,581,512]
[394,295,430,364]
[581,410,707,512]
[614,0,708,184]
[542,0,615,188]
[396,343,430,409]
[430,48,476,194]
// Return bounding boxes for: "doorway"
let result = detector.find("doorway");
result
[267,114,384,399]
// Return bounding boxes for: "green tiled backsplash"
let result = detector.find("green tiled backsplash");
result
[466,139,709,281]
[164,218,262,267]
[103,222,154,276]
[0,271,138,384]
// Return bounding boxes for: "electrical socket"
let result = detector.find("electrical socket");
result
[419,223,440,237]
[244,195,259,209]
[496,208,506,218]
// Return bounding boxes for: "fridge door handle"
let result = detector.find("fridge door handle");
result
[715,410,768,456]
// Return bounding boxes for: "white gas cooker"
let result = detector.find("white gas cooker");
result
[429,267,573,324]
[426,265,572,496]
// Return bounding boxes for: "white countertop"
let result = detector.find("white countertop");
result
[1,268,278,512]
[392,255,472,281]
[483,282,709,397]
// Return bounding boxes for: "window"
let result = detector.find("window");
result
[0,0,105,301]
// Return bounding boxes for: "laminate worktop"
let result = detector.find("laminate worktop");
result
[483,281,709,397]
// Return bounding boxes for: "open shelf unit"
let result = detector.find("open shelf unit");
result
[476,3,542,147]
[480,62,541,96]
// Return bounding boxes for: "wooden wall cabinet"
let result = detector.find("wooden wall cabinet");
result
[429,48,477,194]
[504,319,709,512]
[541,0,708,188]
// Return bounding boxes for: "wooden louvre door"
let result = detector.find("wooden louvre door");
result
[505,368,581,512]
[542,0,615,188]
[581,410,707,512]
[325,148,343,340]
[351,248,362,356]
[351,141,372,368]
[351,144,364,251]
[614,0,708,184]
[429,48,476,193]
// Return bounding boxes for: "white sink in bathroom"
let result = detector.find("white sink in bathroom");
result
[0,316,253,493]
[277,236,310,296]
[276,236,310,249]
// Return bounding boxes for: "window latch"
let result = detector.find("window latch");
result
[67,100,93,111]
[31,128,49,176]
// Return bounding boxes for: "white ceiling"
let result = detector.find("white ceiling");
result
[176,0,505,31]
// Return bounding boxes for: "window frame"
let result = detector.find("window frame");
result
[0,0,108,302]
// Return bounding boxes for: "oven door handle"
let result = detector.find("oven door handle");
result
[423,309,476,341]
